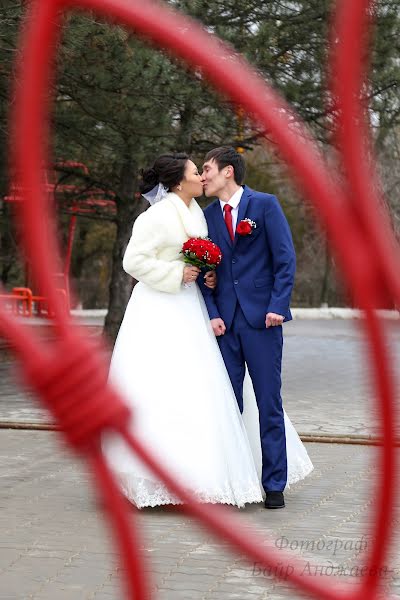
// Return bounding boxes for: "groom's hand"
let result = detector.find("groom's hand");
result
[211,318,226,336]
[204,270,217,290]
[266,312,284,328]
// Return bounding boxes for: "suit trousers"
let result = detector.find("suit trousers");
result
[217,302,288,492]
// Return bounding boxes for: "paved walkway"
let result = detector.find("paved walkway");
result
[1,319,399,599]
[0,432,399,599]
[1,319,399,439]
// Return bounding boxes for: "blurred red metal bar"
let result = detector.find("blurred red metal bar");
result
[331,3,398,594]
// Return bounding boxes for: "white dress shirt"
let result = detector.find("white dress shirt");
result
[219,187,244,233]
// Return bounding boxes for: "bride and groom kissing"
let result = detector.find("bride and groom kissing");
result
[103,146,313,510]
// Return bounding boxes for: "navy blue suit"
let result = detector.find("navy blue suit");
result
[199,185,296,492]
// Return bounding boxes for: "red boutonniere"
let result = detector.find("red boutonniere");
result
[236,218,257,236]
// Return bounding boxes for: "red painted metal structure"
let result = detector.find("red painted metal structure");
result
[52,161,117,309]
[0,1,399,599]
[3,161,116,311]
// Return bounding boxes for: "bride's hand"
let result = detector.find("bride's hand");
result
[183,265,200,283]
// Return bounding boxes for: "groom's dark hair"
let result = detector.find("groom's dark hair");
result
[204,147,245,185]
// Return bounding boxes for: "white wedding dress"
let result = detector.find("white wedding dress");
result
[103,279,313,508]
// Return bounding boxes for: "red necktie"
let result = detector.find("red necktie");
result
[223,204,234,241]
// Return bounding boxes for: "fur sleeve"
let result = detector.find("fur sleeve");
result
[123,209,184,294]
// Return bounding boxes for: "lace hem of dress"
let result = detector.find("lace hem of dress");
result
[287,455,314,487]
[117,474,264,509]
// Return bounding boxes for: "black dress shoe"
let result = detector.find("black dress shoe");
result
[264,491,285,509]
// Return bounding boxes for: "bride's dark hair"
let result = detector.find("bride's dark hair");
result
[139,153,189,194]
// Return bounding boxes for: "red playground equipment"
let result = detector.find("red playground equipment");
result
[2,161,116,315]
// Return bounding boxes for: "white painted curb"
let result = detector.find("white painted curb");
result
[71,308,400,320]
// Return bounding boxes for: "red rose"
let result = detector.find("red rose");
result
[181,237,222,269]
[236,221,252,236]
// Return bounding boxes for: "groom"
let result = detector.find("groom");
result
[199,147,296,509]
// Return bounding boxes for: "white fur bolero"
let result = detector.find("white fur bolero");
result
[123,192,208,294]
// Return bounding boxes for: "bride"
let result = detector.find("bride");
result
[102,153,313,509]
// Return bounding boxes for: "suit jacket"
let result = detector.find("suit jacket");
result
[199,185,296,329]
[123,192,207,294]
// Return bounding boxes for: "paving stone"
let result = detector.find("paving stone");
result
[1,319,400,599]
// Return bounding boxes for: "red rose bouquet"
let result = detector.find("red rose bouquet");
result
[181,237,222,270]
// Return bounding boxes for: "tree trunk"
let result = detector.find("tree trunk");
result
[103,160,146,344]
[177,101,194,152]
[0,202,17,286]
[319,240,331,306]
